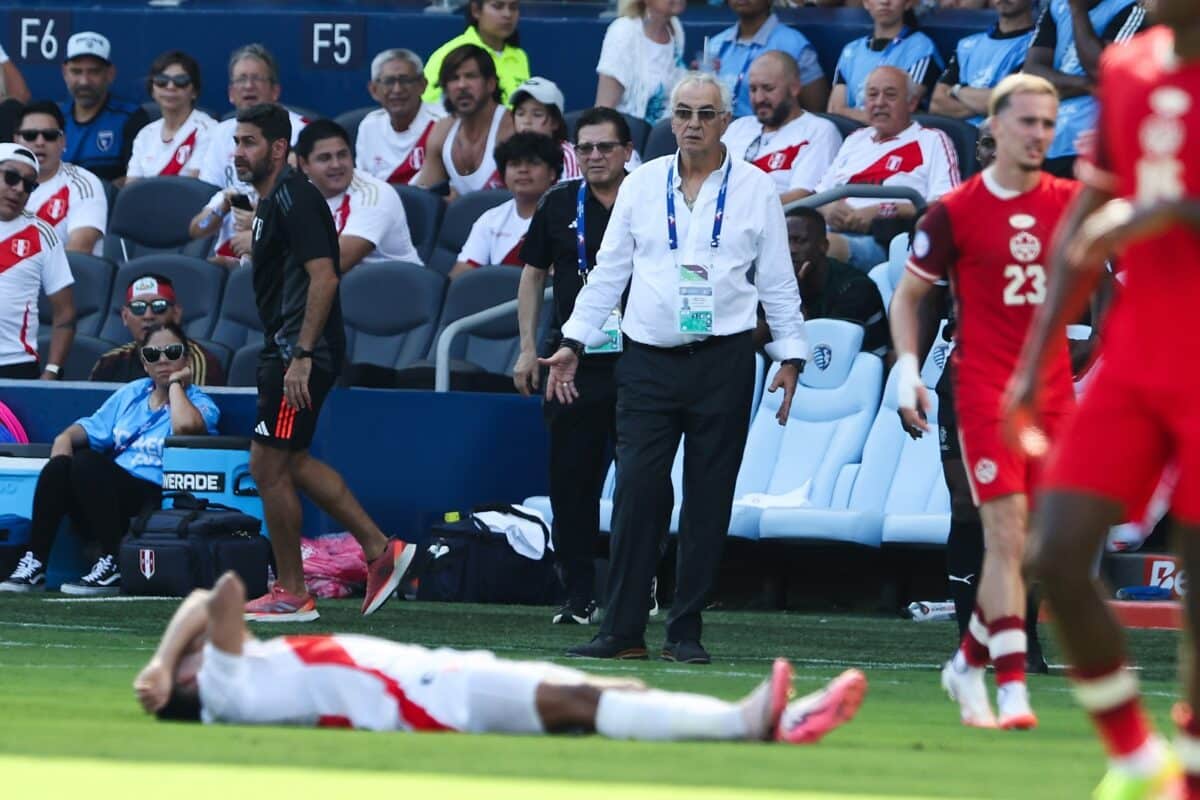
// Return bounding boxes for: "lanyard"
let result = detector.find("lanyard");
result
[666,156,732,252]
[575,181,590,277]
[112,390,170,457]
[731,44,762,106]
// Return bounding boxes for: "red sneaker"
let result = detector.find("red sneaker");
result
[362,539,417,616]
[776,668,867,744]
[243,583,319,622]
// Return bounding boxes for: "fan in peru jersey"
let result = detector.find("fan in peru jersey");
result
[355,48,446,185]
[127,51,215,181]
[296,119,423,270]
[16,101,106,255]
[721,51,842,206]
[1006,6,1200,798]
[450,131,560,279]
[891,74,1078,733]
[0,143,75,380]
[135,571,867,748]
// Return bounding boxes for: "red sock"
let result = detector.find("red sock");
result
[1071,663,1153,759]
[988,616,1026,686]
[958,607,990,668]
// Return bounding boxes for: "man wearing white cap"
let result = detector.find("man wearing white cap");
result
[59,31,149,184]
[0,143,75,379]
[511,76,582,182]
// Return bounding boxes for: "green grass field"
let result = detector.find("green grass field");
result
[0,596,1184,798]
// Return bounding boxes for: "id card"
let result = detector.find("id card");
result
[585,309,624,354]
[678,264,714,335]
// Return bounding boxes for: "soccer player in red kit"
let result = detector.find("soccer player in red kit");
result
[1006,3,1200,797]
[890,73,1079,730]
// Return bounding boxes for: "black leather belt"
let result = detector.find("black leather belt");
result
[626,331,749,355]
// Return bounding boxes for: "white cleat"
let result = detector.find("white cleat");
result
[941,660,997,728]
[996,682,1038,730]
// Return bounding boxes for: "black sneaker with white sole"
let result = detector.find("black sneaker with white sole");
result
[60,554,121,596]
[0,551,46,592]
[552,599,598,625]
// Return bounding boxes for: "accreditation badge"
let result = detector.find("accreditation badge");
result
[677,264,714,335]
[585,309,624,354]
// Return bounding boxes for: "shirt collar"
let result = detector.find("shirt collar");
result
[871,120,918,144]
[463,25,506,57]
[669,145,732,189]
[742,14,779,46]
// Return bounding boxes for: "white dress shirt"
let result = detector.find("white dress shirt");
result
[561,150,808,362]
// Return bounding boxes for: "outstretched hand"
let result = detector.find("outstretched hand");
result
[538,347,580,405]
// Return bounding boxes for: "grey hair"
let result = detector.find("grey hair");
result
[371,48,424,81]
[668,71,733,115]
[228,43,279,84]
[867,65,919,99]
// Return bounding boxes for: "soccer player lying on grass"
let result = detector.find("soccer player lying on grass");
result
[134,572,867,742]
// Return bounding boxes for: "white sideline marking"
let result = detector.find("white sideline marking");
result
[0,639,152,651]
[0,621,131,632]
[42,596,177,603]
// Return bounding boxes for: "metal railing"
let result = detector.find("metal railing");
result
[433,286,553,392]
[783,185,928,215]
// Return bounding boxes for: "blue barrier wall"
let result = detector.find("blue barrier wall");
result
[0,381,549,543]
[4,3,991,119]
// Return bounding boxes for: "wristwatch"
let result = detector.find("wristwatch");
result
[560,338,585,357]
[782,358,806,372]
[293,347,315,360]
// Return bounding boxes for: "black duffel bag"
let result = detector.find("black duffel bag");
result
[119,492,273,597]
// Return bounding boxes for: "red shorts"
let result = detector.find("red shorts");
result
[1043,360,1200,524]
[957,397,1068,507]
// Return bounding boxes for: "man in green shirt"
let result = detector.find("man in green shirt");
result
[423,0,530,105]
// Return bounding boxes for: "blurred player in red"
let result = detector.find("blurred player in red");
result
[891,73,1079,730]
[1006,3,1200,797]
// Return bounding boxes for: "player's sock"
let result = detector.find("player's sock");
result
[955,607,990,669]
[595,689,748,741]
[946,519,984,637]
[1071,662,1157,770]
[988,615,1026,687]
[1172,703,1200,797]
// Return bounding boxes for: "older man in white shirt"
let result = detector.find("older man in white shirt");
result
[542,72,808,665]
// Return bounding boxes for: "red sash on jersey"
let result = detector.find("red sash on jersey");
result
[159,129,199,177]
[751,141,810,174]
[0,226,43,274]
[35,186,70,227]
[386,120,436,185]
[215,239,238,259]
[482,170,505,190]
[847,140,924,186]
[333,194,350,235]
[500,236,525,267]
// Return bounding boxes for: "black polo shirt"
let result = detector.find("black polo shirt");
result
[250,166,344,373]
[520,178,624,349]
[803,257,891,356]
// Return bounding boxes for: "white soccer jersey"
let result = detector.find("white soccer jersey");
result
[197,110,309,255]
[127,109,217,178]
[722,113,843,195]
[355,104,445,185]
[814,121,960,209]
[457,198,532,267]
[559,140,581,183]
[327,170,422,266]
[0,212,72,366]
[27,162,106,246]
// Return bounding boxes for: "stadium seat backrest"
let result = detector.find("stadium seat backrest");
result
[103,255,227,341]
[37,332,115,381]
[394,184,446,265]
[39,253,116,337]
[191,337,233,379]
[814,112,865,141]
[643,118,676,161]
[915,113,979,179]
[227,340,264,387]
[335,106,375,155]
[732,363,789,499]
[342,261,447,371]
[103,176,221,263]
[564,110,651,154]
[434,265,524,374]
[210,265,262,352]
[428,189,512,275]
[920,318,952,389]
[799,318,866,389]
[872,233,910,314]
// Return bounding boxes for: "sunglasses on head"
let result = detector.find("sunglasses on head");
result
[16,128,62,143]
[152,73,193,89]
[141,343,185,363]
[127,299,174,316]
[2,169,37,194]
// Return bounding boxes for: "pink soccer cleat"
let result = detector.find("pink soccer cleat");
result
[244,582,320,622]
[776,668,868,744]
[362,539,417,616]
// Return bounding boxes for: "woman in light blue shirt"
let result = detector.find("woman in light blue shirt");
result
[0,322,219,596]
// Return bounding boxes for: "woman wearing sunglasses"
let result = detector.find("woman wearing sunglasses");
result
[127,50,215,181]
[0,322,220,596]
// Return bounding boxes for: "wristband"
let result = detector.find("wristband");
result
[44,363,61,376]
[895,353,921,411]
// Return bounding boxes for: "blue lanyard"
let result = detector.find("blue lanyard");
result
[666,156,732,251]
[575,181,589,277]
[112,389,170,457]
[731,44,762,105]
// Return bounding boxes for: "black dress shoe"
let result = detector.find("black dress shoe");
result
[565,634,648,660]
[661,639,711,664]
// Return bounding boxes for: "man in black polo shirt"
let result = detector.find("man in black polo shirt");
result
[515,107,634,626]
[235,103,414,623]
[757,207,890,357]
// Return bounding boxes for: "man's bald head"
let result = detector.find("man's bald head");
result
[750,50,801,84]
[748,49,804,129]
[863,66,918,138]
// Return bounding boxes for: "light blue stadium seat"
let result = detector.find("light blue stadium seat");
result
[102,176,220,264]
[210,265,261,353]
[342,261,447,379]
[869,232,910,315]
[39,253,116,338]
[101,255,228,342]
[427,190,512,275]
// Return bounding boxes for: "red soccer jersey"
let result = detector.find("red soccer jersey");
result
[1086,26,1200,388]
[907,170,1079,411]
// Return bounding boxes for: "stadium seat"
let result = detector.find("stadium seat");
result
[102,176,221,263]
[916,113,979,179]
[141,101,161,123]
[210,265,262,353]
[227,340,264,387]
[869,232,910,314]
[431,264,524,376]
[37,332,117,381]
[427,189,512,275]
[39,253,116,338]
[341,261,447,385]
[394,184,445,265]
[193,337,234,380]
[563,109,651,154]
[815,112,864,140]
[335,106,375,155]
[101,255,228,341]
[101,179,119,224]
[643,118,676,161]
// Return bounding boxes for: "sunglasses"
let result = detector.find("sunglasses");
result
[672,106,721,123]
[574,141,623,156]
[127,299,174,316]
[152,73,193,89]
[16,128,62,143]
[2,169,37,194]
[141,343,185,363]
